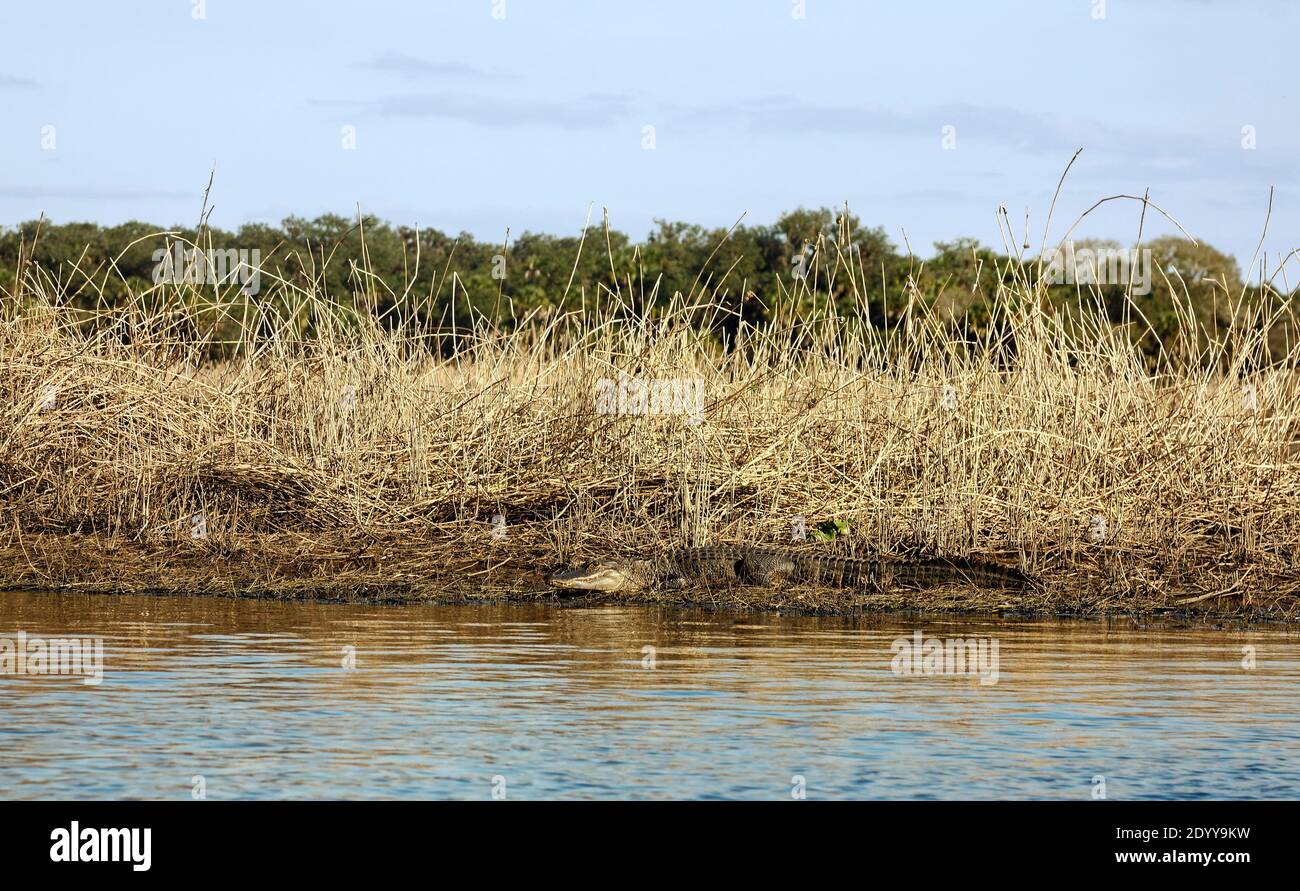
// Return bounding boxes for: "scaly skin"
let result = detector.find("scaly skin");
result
[549,544,1027,594]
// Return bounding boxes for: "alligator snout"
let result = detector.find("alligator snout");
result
[548,561,638,593]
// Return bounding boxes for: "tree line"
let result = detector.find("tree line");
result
[0,208,1284,361]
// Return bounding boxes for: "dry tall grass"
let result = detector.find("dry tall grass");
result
[3,229,1299,619]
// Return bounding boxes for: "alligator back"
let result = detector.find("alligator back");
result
[664,546,1025,591]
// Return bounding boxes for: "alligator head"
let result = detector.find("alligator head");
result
[548,560,646,593]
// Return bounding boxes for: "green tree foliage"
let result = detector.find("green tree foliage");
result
[0,213,1286,360]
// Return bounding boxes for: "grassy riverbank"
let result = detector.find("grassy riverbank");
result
[3,229,1299,620]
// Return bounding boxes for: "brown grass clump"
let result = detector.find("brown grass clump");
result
[2,225,1299,621]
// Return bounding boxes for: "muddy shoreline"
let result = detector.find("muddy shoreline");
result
[3,532,1294,625]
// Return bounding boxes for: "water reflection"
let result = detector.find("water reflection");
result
[1,591,1297,799]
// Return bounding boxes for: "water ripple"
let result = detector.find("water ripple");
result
[0,592,1297,799]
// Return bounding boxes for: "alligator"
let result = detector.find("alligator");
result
[549,544,1028,594]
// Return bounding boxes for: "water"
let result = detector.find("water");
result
[1,590,1297,800]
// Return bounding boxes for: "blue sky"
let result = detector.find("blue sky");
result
[1,0,1295,272]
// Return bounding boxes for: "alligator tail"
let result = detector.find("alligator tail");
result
[888,558,1028,590]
